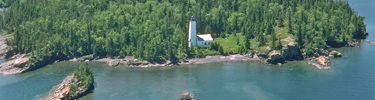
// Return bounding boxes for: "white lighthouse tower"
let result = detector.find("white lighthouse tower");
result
[188,16,213,48]
[188,16,197,47]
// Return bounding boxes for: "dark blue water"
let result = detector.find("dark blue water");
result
[1,0,375,100]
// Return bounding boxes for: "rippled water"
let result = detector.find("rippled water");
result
[1,0,375,100]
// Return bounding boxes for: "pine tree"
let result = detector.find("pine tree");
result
[245,36,251,49]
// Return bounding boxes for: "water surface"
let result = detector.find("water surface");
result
[1,0,375,99]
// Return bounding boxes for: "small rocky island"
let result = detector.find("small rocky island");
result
[41,64,94,100]
[179,92,195,100]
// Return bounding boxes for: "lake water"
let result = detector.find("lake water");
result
[1,0,375,100]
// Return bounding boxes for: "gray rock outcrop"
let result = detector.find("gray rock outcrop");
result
[364,32,369,36]
[308,56,330,69]
[256,50,270,58]
[0,55,30,75]
[108,60,120,67]
[282,44,303,60]
[69,55,94,62]
[347,42,359,47]
[310,48,330,58]
[329,50,342,57]
[0,34,12,59]
[317,48,330,56]
[0,54,60,75]
[266,50,285,64]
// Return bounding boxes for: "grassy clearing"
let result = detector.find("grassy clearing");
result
[275,27,295,45]
[214,33,255,54]
[213,33,244,53]
[212,27,295,54]
[275,27,289,39]
[202,49,220,56]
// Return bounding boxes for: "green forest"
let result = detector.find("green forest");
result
[0,0,366,62]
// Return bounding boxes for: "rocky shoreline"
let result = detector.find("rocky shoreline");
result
[0,54,70,75]
[70,54,260,68]
[256,44,304,66]
[0,54,30,75]
[0,45,343,75]
[0,33,364,75]
[0,53,259,75]
[0,35,40,75]
[306,48,343,69]
[69,42,332,69]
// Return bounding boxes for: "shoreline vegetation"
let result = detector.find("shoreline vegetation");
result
[0,0,369,75]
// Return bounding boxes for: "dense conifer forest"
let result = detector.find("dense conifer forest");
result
[0,0,366,62]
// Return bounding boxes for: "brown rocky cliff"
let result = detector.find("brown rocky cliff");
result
[0,55,30,75]
[40,75,74,100]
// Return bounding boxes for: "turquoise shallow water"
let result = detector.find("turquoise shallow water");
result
[1,0,375,100]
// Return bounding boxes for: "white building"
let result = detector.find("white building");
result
[188,16,213,48]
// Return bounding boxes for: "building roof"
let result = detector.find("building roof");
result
[197,34,213,41]
[190,16,195,21]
